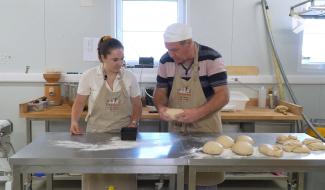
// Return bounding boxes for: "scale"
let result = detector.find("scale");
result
[43,72,62,106]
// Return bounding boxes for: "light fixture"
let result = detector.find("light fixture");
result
[290,0,325,19]
[290,0,325,33]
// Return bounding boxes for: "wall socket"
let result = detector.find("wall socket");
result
[0,53,13,64]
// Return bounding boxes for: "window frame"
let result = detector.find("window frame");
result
[115,0,186,66]
[298,18,325,73]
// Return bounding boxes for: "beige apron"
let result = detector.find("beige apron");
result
[83,72,137,190]
[168,44,225,186]
[86,73,131,133]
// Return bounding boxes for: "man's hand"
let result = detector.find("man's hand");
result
[175,108,202,123]
[158,106,173,121]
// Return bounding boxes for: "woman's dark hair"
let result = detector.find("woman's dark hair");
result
[97,36,124,62]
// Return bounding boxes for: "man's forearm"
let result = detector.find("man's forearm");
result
[153,88,168,110]
[196,86,229,119]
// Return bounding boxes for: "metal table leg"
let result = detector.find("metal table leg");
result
[177,166,184,190]
[296,172,305,190]
[46,174,53,190]
[45,121,53,190]
[188,166,196,190]
[45,120,50,132]
[26,119,32,144]
[290,122,297,133]
[158,120,162,132]
[12,167,23,190]
[169,174,176,190]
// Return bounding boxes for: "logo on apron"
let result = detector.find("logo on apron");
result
[105,97,121,111]
[176,86,191,103]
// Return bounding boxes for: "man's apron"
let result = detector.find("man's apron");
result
[168,44,224,186]
[82,73,137,190]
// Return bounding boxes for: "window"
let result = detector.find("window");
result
[301,19,325,69]
[116,0,185,66]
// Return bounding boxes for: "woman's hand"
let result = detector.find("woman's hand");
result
[127,120,138,128]
[70,121,83,135]
[70,94,88,135]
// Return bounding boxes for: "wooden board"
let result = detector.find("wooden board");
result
[226,66,259,75]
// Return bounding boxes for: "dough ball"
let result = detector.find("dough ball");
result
[306,142,325,151]
[165,108,184,120]
[283,140,302,152]
[235,135,254,145]
[276,135,297,144]
[258,144,283,157]
[292,145,311,154]
[303,139,325,151]
[303,138,322,145]
[202,141,224,155]
[283,141,310,154]
[216,135,234,148]
[232,141,254,156]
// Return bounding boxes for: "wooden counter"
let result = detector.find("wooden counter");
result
[20,103,302,121]
[19,100,302,144]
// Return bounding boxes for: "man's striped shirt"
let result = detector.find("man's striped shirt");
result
[156,43,227,99]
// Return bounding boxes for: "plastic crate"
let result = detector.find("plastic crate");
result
[306,119,325,138]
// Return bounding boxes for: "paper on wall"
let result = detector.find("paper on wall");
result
[83,37,99,62]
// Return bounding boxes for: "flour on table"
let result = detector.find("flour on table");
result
[51,137,140,151]
[51,136,175,151]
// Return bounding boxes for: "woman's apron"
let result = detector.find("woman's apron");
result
[168,45,224,186]
[82,73,137,190]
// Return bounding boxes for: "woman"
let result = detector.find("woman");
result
[70,36,142,190]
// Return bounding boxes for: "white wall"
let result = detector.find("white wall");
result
[0,0,324,151]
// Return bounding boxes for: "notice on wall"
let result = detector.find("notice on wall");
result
[83,37,99,62]
[80,0,94,7]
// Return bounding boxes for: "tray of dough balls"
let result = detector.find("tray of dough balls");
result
[183,133,325,162]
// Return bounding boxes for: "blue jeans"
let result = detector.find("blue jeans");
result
[184,184,217,190]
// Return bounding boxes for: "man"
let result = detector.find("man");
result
[153,23,229,190]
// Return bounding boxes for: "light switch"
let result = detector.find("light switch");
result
[0,53,12,64]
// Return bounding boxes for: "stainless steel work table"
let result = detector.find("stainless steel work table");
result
[185,133,325,190]
[9,132,188,190]
[10,132,325,190]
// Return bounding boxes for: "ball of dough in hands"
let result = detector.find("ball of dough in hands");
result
[236,135,254,145]
[232,141,254,156]
[202,141,224,155]
[165,108,184,120]
[303,138,325,151]
[216,135,234,148]
[258,144,283,157]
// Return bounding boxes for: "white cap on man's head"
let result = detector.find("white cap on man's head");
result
[163,23,192,43]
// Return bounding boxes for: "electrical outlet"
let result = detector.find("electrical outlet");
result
[0,54,13,64]
[229,77,239,82]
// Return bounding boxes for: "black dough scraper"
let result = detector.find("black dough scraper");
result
[121,127,137,141]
